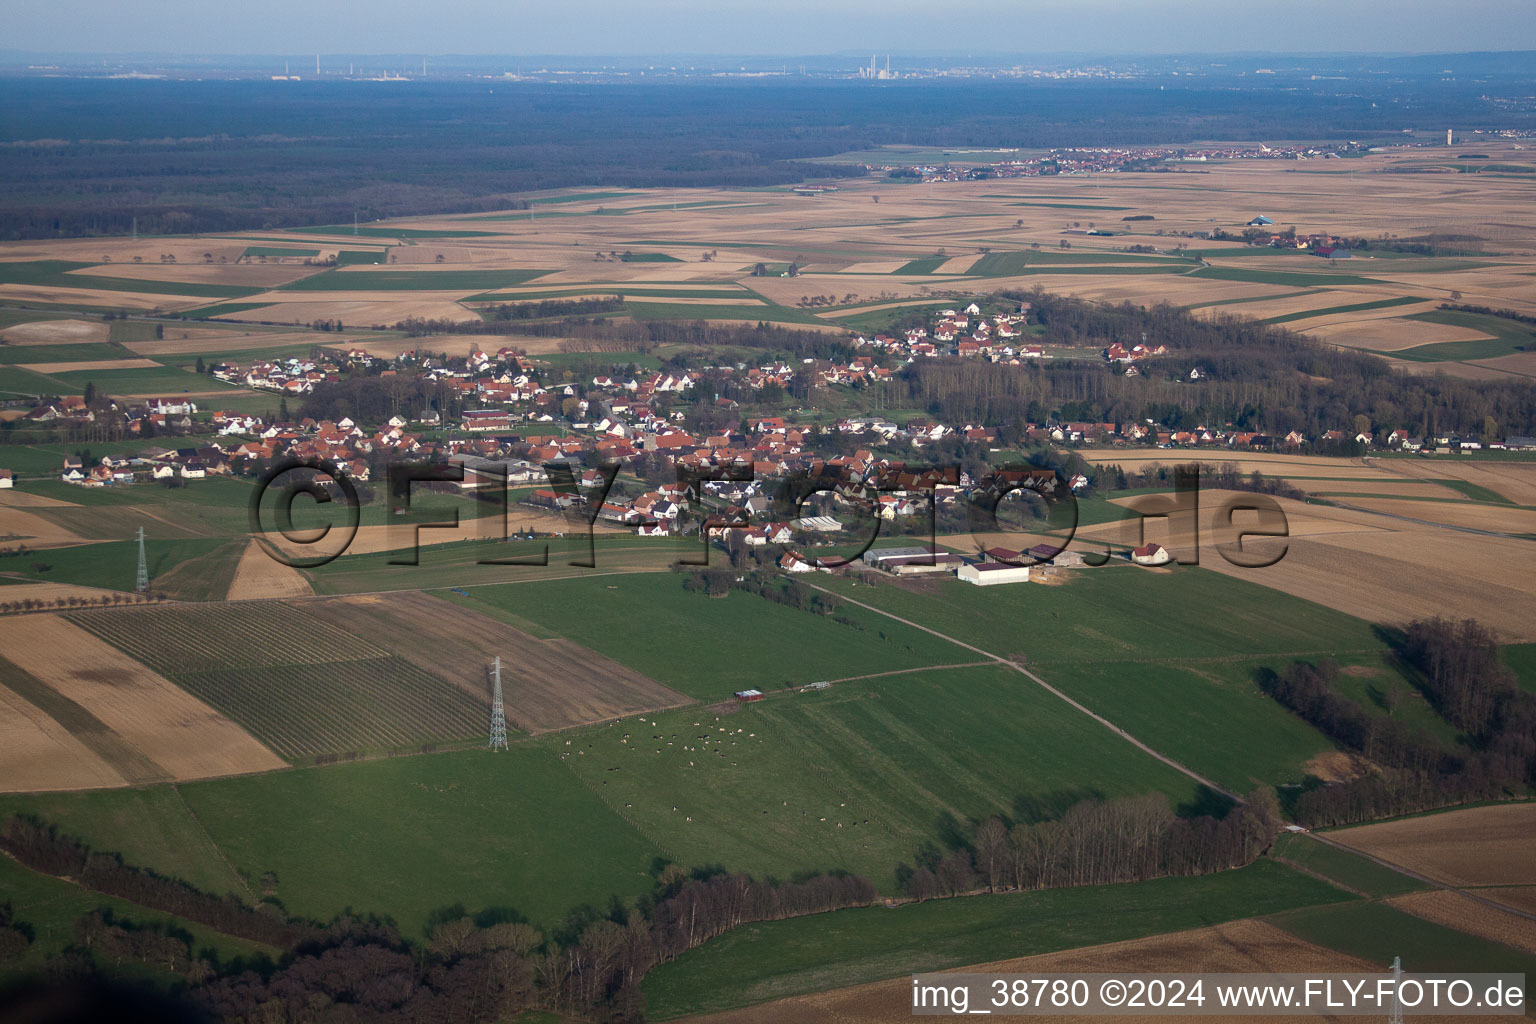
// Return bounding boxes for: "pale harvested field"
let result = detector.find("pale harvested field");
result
[225,538,312,600]
[1107,490,1395,541]
[932,254,980,274]
[1394,354,1536,382]
[1482,888,1536,916]
[627,295,765,306]
[1463,350,1536,378]
[65,262,314,287]
[0,489,78,508]
[0,581,130,606]
[0,615,284,780]
[0,504,93,547]
[819,298,951,318]
[681,919,1401,1024]
[1386,890,1536,956]
[0,318,109,344]
[1082,451,1390,479]
[276,508,627,559]
[1207,529,1536,641]
[17,357,163,373]
[1328,803,1536,887]
[116,388,267,402]
[1290,301,1444,331]
[2,147,1533,355]
[0,239,248,264]
[839,260,908,274]
[1199,287,1395,321]
[1330,496,1536,533]
[123,328,345,356]
[337,334,516,359]
[302,591,692,732]
[1301,479,1469,499]
[0,284,208,310]
[227,295,473,325]
[743,275,942,305]
[0,682,127,792]
[1377,458,1536,506]
[1306,316,1495,353]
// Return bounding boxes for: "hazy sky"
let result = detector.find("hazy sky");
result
[9,0,1536,56]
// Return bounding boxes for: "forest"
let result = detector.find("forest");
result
[1265,618,1535,827]
[2,73,1531,239]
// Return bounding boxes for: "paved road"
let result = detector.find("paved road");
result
[805,580,1243,804]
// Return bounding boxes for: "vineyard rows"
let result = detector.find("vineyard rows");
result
[172,656,487,760]
[67,603,381,675]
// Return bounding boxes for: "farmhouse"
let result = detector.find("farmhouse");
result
[957,561,1032,586]
[1131,542,1172,567]
[0,469,11,489]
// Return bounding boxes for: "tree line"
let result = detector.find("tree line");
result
[898,791,1280,901]
[1261,618,1534,827]
[895,289,1536,439]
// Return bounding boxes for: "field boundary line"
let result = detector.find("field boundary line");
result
[1267,855,1372,899]
[805,582,1242,804]
[169,782,255,901]
[551,751,677,862]
[1301,830,1536,924]
[815,661,994,686]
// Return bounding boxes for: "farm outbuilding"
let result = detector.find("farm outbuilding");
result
[734,689,764,702]
[883,552,966,575]
[958,561,1032,586]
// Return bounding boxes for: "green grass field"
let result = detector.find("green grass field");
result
[0,537,234,595]
[1270,901,1536,980]
[49,364,231,396]
[1029,658,1337,792]
[0,342,130,364]
[460,571,964,700]
[894,256,949,275]
[291,226,502,239]
[1392,310,1536,362]
[1261,296,1427,325]
[542,665,1210,887]
[0,260,263,299]
[176,746,664,937]
[277,268,551,292]
[642,859,1351,1019]
[0,364,69,397]
[819,565,1382,667]
[240,246,320,259]
[0,787,248,896]
[1268,834,1429,898]
[623,300,822,326]
[1191,266,1384,287]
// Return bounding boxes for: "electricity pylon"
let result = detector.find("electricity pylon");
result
[134,527,149,594]
[489,656,508,750]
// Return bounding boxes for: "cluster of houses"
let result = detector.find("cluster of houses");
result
[22,395,200,435]
[1241,218,1361,259]
[58,445,231,485]
[884,141,1354,183]
[851,302,1047,363]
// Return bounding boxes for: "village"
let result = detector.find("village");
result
[9,299,1526,535]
